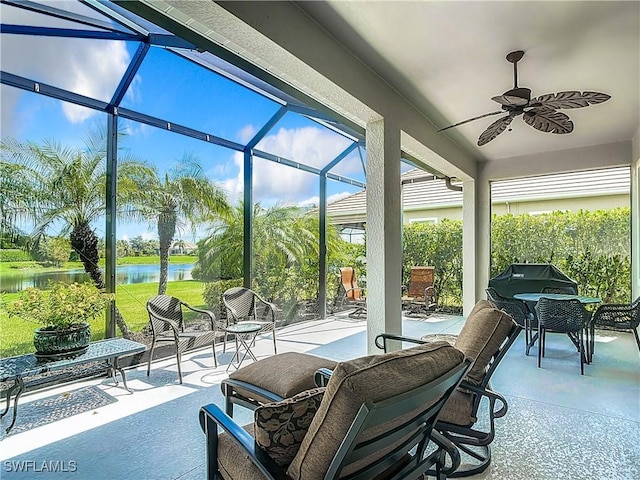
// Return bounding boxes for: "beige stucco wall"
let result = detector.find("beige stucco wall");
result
[362,193,631,226]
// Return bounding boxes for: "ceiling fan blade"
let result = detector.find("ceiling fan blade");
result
[477,115,514,146]
[437,110,504,132]
[533,91,611,109]
[524,108,574,134]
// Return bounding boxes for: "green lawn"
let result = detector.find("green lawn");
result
[0,255,196,274]
[0,279,206,358]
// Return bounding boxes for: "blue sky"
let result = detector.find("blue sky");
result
[1,4,367,242]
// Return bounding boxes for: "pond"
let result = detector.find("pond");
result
[0,264,194,293]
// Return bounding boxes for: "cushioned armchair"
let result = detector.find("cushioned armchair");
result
[377,300,521,477]
[146,295,218,384]
[200,342,471,480]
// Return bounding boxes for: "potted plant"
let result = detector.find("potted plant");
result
[8,281,114,360]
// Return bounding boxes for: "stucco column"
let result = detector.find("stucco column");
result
[632,128,640,299]
[366,118,402,353]
[462,173,491,315]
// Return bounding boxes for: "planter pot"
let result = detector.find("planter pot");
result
[33,323,92,360]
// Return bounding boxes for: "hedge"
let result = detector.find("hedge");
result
[401,207,630,306]
[0,249,33,262]
[202,207,631,313]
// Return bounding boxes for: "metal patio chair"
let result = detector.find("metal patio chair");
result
[403,266,438,314]
[336,266,367,318]
[377,299,521,477]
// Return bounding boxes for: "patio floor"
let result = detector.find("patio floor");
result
[1,312,638,479]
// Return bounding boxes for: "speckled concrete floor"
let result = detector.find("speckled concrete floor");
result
[1,314,638,479]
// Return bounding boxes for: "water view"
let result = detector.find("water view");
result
[0,264,194,293]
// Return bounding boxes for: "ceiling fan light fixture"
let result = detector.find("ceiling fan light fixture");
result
[438,51,611,145]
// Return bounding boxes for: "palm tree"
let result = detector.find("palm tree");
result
[1,128,154,338]
[174,239,186,255]
[132,155,230,295]
[195,202,338,303]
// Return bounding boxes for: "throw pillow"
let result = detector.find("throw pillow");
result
[254,387,326,467]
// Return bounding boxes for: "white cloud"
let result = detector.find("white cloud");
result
[1,85,20,138]
[1,6,131,127]
[328,191,353,204]
[223,126,361,205]
[299,196,319,208]
[238,124,256,143]
[298,191,353,208]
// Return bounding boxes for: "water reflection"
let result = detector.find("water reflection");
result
[0,264,194,293]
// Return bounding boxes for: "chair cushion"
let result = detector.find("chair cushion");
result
[286,341,465,480]
[254,387,326,467]
[226,352,338,402]
[453,300,516,385]
[438,388,475,426]
[217,423,263,480]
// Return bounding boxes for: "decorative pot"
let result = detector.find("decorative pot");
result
[33,322,92,360]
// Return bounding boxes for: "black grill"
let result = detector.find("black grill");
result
[489,263,577,299]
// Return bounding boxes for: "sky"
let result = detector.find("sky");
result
[0,1,370,242]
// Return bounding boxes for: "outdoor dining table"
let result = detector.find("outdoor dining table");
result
[513,293,601,361]
[512,293,601,305]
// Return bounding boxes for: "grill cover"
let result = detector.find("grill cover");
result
[489,263,578,299]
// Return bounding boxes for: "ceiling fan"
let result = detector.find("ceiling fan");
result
[438,50,611,146]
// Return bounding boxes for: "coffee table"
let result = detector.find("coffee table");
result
[0,338,145,434]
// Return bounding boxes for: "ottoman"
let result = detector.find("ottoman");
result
[221,352,338,415]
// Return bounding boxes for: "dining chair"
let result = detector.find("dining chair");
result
[589,297,640,359]
[534,297,592,374]
[486,287,536,354]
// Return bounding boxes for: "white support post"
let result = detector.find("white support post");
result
[365,118,402,353]
[462,176,491,316]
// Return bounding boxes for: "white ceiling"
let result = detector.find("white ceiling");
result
[297,1,640,161]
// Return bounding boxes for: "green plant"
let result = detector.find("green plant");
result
[202,278,243,317]
[8,281,113,330]
[0,249,33,262]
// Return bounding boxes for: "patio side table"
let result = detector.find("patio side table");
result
[0,338,145,434]
[223,322,263,371]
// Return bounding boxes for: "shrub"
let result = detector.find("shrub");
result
[0,249,33,262]
[8,281,113,330]
[202,279,243,318]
